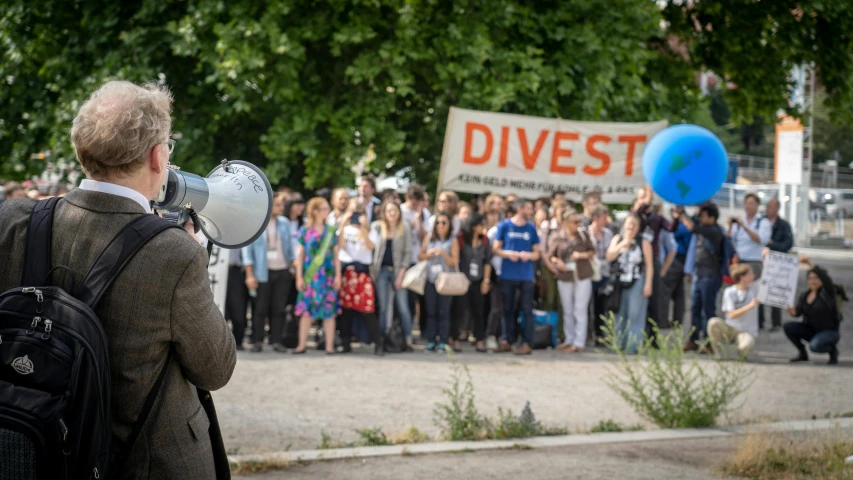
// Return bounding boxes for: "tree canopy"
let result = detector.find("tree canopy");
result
[2,0,852,191]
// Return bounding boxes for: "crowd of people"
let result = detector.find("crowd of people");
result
[2,171,844,365]
[225,177,845,363]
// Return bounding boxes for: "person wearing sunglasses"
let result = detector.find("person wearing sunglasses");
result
[419,212,460,353]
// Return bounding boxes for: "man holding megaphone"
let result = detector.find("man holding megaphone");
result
[0,81,238,479]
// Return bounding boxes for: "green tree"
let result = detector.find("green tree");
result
[663,0,853,125]
[3,0,853,192]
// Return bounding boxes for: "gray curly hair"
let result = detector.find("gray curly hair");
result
[70,80,173,179]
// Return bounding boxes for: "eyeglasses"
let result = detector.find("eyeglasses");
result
[164,139,176,154]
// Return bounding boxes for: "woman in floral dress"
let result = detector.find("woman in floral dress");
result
[294,197,342,354]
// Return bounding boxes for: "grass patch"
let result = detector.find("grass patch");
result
[601,313,753,429]
[318,426,430,450]
[589,419,645,434]
[390,426,431,445]
[230,458,306,475]
[720,430,853,479]
[433,352,568,441]
[813,411,853,420]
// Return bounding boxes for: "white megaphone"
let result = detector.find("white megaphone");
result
[153,159,273,249]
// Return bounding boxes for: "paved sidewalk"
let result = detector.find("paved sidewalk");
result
[233,422,853,480]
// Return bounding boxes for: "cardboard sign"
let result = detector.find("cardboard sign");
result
[757,252,800,308]
[437,107,667,203]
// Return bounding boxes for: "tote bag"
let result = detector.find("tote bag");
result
[402,260,428,295]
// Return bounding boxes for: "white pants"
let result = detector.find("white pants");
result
[557,279,593,348]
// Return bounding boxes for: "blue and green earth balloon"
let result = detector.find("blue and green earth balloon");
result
[641,124,728,206]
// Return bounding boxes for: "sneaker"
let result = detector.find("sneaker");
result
[273,344,289,353]
[683,342,698,352]
[495,341,513,353]
[250,344,263,353]
[486,336,498,352]
[426,342,437,353]
[235,344,245,351]
[513,343,532,355]
[438,343,448,353]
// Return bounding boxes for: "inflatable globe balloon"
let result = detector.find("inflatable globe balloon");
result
[641,124,728,206]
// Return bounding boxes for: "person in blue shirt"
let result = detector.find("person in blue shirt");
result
[242,194,296,353]
[492,199,541,355]
[660,206,692,329]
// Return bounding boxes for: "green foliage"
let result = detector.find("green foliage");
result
[663,0,853,126]
[5,1,852,189]
[600,313,753,429]
[0,0,697,190]
[354,428,390,447]
[490,402,559,439]
[432,359,488,441]
[589,419,644,434]
[433,356,567,441]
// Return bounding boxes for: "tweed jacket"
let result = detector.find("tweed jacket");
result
[369,221,412,281]
[0,189,237,479]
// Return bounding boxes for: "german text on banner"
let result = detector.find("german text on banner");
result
[438,107,667,203]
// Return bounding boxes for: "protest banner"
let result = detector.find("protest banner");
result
[437,107,667,203]
[757,252,800,308]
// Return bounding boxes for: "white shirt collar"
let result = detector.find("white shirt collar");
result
[78,179,151,213]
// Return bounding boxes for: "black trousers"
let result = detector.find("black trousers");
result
[225,265,250,345]
[464,281,487,342]
[339,308,381,346]
[770,307,782,328]
[660,257,686,328]
[251,269,292,345]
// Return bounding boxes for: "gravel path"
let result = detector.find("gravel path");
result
[216,344,852,454]
[217,256,853,455]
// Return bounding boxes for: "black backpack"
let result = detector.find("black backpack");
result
[0,198,180,480]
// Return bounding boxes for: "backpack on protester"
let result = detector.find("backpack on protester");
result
[0,198,181,480]
[703,225,736,283]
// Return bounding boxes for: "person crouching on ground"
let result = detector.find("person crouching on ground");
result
[294,197,342,355]
[784,256,845,365]
[707,263,759,360]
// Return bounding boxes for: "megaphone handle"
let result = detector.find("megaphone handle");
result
[188,210,202,235]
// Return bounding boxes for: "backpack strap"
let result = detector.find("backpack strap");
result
[74,214,182,473]
[21,197,62,286]
[111,348,173,474]
[75,214,182,309]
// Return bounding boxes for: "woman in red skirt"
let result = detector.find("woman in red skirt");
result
[337,200,383,354]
